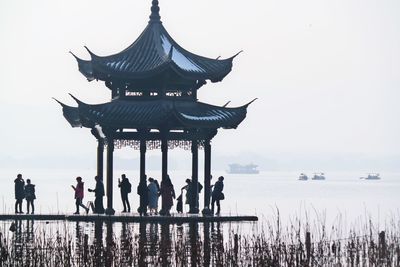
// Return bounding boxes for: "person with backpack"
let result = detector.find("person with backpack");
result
[181,178,203,213]
[211,176,225,215]
[118,174,131,213]
[24,179,36,214]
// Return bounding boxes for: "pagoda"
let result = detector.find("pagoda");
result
[56,0,255,215]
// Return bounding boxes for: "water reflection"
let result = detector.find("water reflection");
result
[8,220,231,266]
[11,220,35,265]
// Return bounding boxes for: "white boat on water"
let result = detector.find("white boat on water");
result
[312,172,326,180]
[226,163,259,174]
[298,173,308,181]
[361,173,381,180]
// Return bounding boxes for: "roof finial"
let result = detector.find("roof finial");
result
[149,0,161,23]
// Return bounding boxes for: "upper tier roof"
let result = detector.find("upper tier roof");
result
[72,0,240,86]
[56,96,254,130]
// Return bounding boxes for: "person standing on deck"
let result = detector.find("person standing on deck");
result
[14,174,25,214]
[211,176,225,215]
[159,175,175,216]
[88,176,105,214]
[182,178,203,212]
[24,179,36,214]
[181,179,192,211]
[147,177,159,215]
[137,175,149,216]
[118,174,132,213]
[71,177,89,214]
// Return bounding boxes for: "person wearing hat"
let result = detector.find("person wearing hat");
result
[71,176,89,214]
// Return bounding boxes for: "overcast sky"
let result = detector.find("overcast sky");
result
[0,0,399,169]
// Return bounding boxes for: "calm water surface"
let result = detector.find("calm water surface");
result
[0,169,399,224]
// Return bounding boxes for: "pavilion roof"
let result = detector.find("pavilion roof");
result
[55,96,254,131]
[71,0,240,86]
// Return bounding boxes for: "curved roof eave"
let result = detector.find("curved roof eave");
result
[70,52,95,81]
[60,97,252,130]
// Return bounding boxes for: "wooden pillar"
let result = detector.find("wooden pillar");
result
[105,140,115,215]
[139,140,147,213]
[97,139,104,181]
[161,138,168,182]
[202,140,212,215]
[190,140,199,214]
[161,137,168,211]
[140,140,146,183]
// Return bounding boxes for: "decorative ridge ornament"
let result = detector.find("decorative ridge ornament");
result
[149,0,161,23]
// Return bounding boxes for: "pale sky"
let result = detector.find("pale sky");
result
[0,0,399,169]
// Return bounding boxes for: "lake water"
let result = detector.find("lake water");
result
[1,169,398,225]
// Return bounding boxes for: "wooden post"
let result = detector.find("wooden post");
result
[161,137,168,211]
[97,139,104,181]
[139,140,147,213]
[161,137,168,182]
[105,140,115,215]
[140,140,146,184]
[202,140,212,215]
[305,231,311,263]
[190,140,199,214]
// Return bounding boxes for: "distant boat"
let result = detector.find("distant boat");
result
[298,173,308,181]
[361,173,381,180]
[226,164,259,174]
[312,172,326,180]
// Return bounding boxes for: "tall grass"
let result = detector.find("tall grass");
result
[0,214,399,266]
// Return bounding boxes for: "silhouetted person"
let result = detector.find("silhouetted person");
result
[159,175,175,216]
[211,176,225,215]
[182,178,203,212]
[118,174,131,213]
[137,175,148,216]
[24,179,36,214]
[176,191,183,213]
[147,177,159,215]
[71,177,89,214]
[14,174,25,214]
[88,176,105,214]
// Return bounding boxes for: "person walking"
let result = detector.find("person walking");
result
[118,174,131,213]
[14,174,25,214]
[211,176,225,215]
[24,179,36,214]
[147,177,159,215]
[88,176,105,214]
[71,177,89,214]
[159,175,175,216]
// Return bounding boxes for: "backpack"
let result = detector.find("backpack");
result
[127,180,132,193]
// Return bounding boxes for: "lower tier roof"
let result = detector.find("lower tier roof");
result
[56,96,254,131]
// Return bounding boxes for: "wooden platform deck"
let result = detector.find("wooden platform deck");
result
[0,213,258,224]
